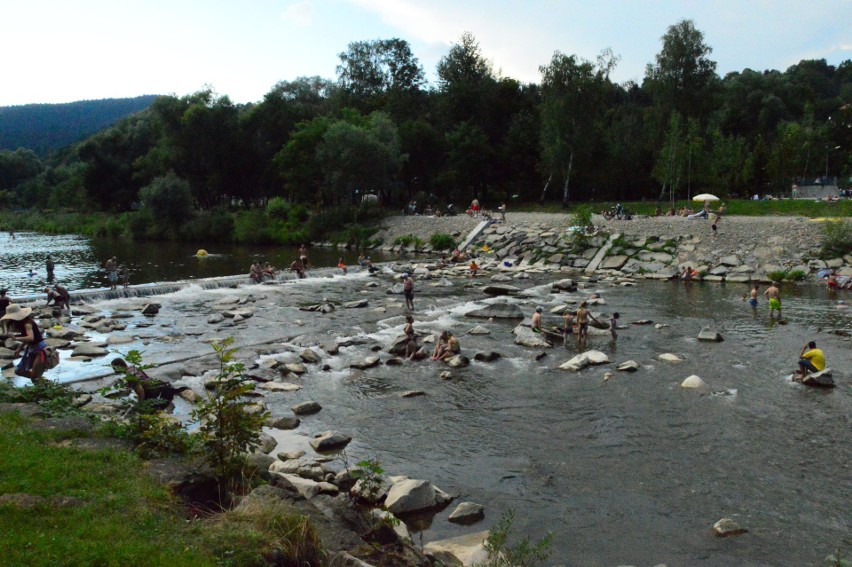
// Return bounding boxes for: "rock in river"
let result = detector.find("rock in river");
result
[681,375,707,389]
[445,355,470,369]
[384,478,453,515]
[617,360,640,372]
[465,302,524,319]
[698,327,724,342]
[71,343,108,357]
[482,284,521,296]
[350,356,380,370]
[713,518,747,537]
[309,431,352,452]
[448,502,485,525]
[291,401,322,416]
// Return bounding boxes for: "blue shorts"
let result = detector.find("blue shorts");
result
[748,298,757,307]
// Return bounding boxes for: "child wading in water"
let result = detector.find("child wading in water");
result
[562,310,574,347]
[609,312,620,340]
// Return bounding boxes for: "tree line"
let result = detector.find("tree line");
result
[1,20,850,226]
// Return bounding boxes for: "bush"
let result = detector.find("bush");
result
[820,219,852,259]
[180,207,235,242]
[571,205,594,230]
[393,235,423,248]
[430,233,456,250]
[478,509,553,566]
[767,270,788,282]
[192,338,269,487]
[139,171,195,229]
[266,197,291,221]
[0,379,82,417]
[788,269,807,281]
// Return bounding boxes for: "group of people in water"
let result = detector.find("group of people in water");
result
[530,298,620,346]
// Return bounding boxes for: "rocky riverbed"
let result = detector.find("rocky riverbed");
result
[2,213,851,566]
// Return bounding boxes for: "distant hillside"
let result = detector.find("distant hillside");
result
[0,95,159,155]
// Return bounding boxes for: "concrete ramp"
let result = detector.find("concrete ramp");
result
[458,220,490,251]
[584,233,620,274]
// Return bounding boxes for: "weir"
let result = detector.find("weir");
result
[12,267,347,305]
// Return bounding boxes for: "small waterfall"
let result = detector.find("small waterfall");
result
[12,267,348,305]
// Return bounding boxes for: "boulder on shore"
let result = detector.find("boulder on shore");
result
[448,502,485,525]
[309,431,352,452]
[384,478,453,515]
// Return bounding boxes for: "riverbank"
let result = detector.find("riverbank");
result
[370,213,852,284]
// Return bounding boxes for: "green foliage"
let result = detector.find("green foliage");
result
[0,379,84,418]
[265,197,291,221]
[139,171,196,230]
[788,269,807,281]
[767,270,789,282]
[430,232,456,250]
[476,509,553,567]
[192,338,269,485]
[571,205,594,230]
[820,219,852,259]
[393,234,424,248]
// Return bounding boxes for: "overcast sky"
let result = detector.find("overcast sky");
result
[2,0,850,106]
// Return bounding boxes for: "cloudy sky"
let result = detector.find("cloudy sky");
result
[2,0,850,106]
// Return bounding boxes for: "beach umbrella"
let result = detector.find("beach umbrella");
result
[692,193,719,202]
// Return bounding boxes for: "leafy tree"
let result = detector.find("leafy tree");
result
[139,171,195,230]
[436,32,494,126]
[336,38,425,110]
[645,19,719,123]
[440,121,492,203]
[316,111,405,205]
[539,51,615,205]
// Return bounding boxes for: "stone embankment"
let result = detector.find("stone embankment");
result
[368,213,852,283]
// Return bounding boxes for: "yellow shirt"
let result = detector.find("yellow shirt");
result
[802,348,826,371]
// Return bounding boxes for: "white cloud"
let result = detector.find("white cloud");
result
[281,1,314,27]
[345,0,461,44]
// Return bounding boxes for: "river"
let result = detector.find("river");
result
[4,233,851,566]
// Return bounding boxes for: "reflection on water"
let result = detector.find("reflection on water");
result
[0,231,392,296]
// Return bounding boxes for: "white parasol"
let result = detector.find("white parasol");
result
[692,193,720,202]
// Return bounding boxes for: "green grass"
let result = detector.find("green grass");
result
[0,411,322,566]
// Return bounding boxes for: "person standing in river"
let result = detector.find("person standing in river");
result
[402,273,414,310]
[45,255,55,281]
[764,281,782,318]
[104,256,118,290]
[299,244,310,269]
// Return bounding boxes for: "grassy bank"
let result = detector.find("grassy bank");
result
[0,410,322,566]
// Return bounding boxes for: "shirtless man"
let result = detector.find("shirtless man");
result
[561,310,574,346]
[764,281,782,318]
[290,258,305,279]
[531,306,543,333]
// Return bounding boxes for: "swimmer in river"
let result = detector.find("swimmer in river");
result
[764,281,781,318]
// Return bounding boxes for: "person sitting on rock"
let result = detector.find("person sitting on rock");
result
[469,260,479,277]
[111,358,179,412]
[289,258,305,279]
[438,332,460,362]
[794,341,825,381]
[403,315,418,360]
[531,306,543,333]
[432,331,450,360]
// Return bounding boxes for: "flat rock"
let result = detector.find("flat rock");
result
[207,314,225,324]
[468,325,491,335]
[402,390,426,398]
[342,299,369,308]
[552,279,577,292]
[284,363,307,375]
[465,302,524,319]
[698,327,724,342]
[258,382,301,392]
[71,343,108,357]
[299,349,320,364]
[106,335,134,345]
[560,350,609,371]
[223,308,254,319]
[658,353,682,362]
[617,360,640,372]
[423,531,489,566]
[445,355,470,369]
[481,284,521,296]
[266,416,301,430]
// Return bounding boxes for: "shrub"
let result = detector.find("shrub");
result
[571,205,594,230]
[393,235,423,248]
[478,509,553,567]
[266,197,291,221]
[767,270,788,282]
[820,219,852,259]
[139,171,195,229]
[430,233,456,250]
[788,269,807,281]
[0,379,82,417]
[192,338,269,487]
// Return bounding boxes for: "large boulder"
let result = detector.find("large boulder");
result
[512,326,551,348]
[599,255,629,270]
[473,351,501,362]
[681,375,707,388]
[350,356,381,370]
[559,350,609,371]
[617,360,640,372]
[299,349,321,363]
[465,302,524,319]
[291,401,322,416]
[445,355,470,369]
[71,343,108,357]
[424,532,489,566]
[481,284,521,296]
[388,335,411,356]
[384,478,453,515]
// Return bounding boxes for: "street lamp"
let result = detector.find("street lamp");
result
[825,145,841,181]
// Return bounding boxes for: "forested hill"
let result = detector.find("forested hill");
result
[0,95,159,155]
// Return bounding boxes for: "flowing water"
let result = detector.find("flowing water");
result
[4,234,851,566]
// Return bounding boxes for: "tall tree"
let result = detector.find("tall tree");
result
[539,50,616,205]
[436,32,494,126]
[645,19,718,123]
[336,38,425,113]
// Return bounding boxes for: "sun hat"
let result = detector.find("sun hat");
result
[1,304,32,321]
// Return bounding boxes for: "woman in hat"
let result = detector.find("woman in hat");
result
[2,304,47,383]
